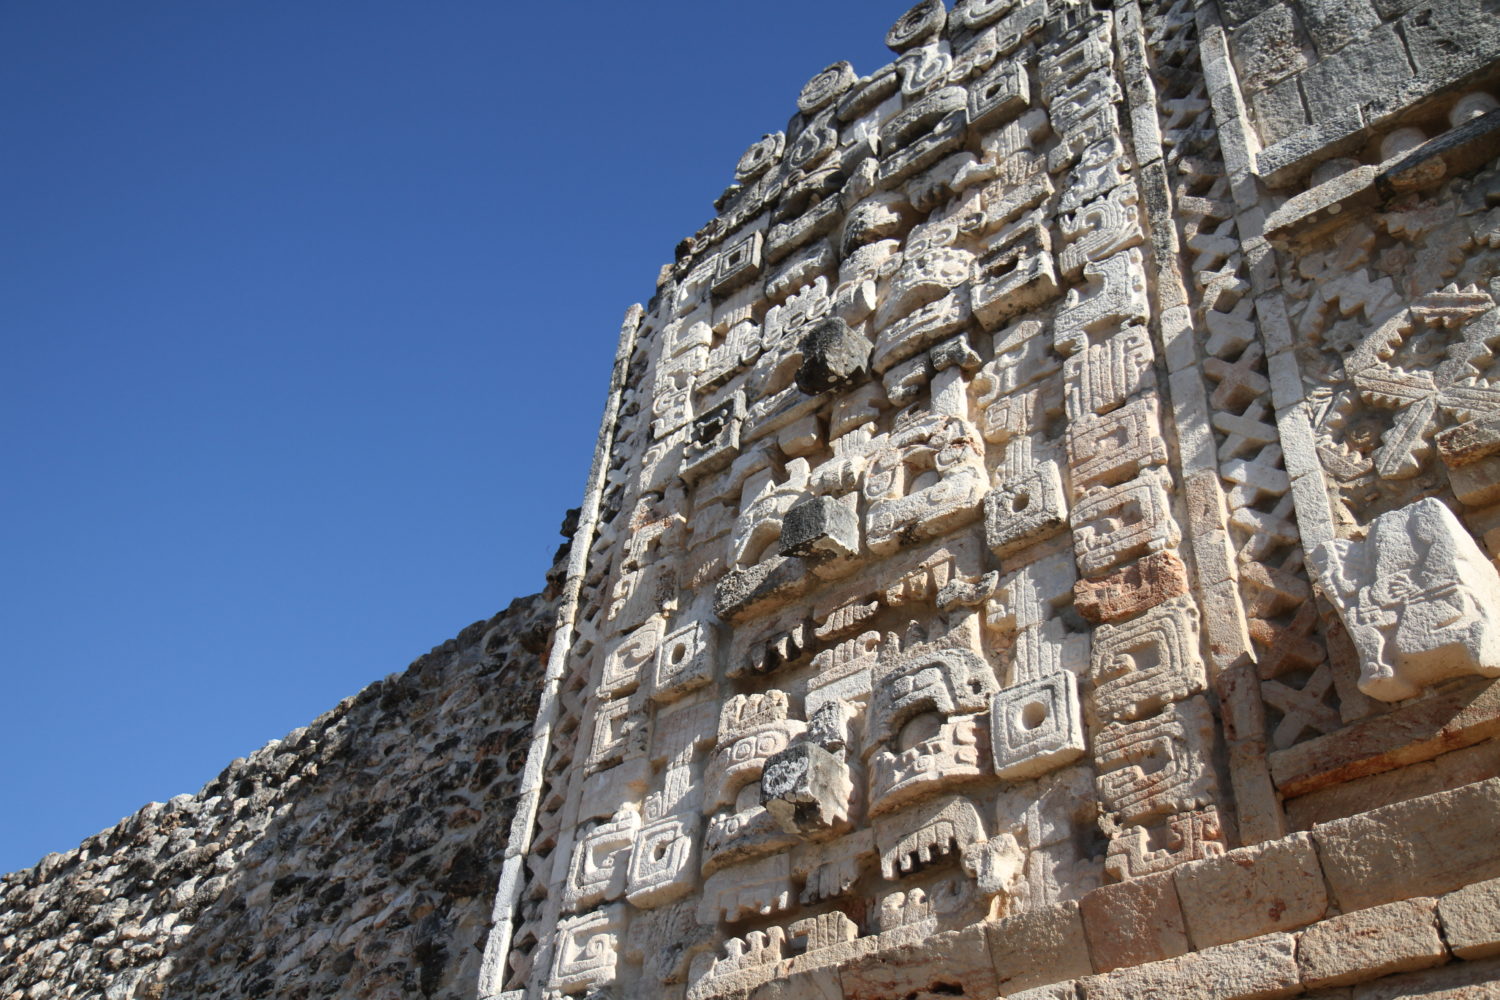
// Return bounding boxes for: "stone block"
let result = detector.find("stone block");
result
[841,922,998,1000]
[985,460,1069,558]
[1073,551,1190,625]
[1079,871,1190,973]
[986,900,1095,995]
[1079,933,1300,1000]
[1350,954,1500,1000]
[1400,0,1500,82]
[1174,832,1328,949]
[1312,777,1500,913]
[1230,6,1309,90]
[760,742,852,835]
[1301,25,1413,123]
[1438,876,1500,959]
[1251,75,1310,146]
[779,496,859,561]
[1299,897,1447,989]
[1221,0,1281,23]
[991,671,1087,780]
[1297,0,1380,54]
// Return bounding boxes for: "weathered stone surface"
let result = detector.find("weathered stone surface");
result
[1438,876,1500,959]
[1078,871,1190,972]
[1298,897,1447,988]
[986,900,1095,995]
[1313,778,1500,912]
[1079,933,1301,1000]
[1174,832,1329,949]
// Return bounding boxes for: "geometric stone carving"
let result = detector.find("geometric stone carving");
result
[626,814,701,910]
[1088,596,1206,725]
[565,806,643,912]
[1063,323,1155,420]
[990,670,1087,780]
[653,620,719,704]
[972,213,1060,331]
[1052,247,1150,356]
[1071,470,1180,578]
[985,459,1068,558]
[868,642,999,750]
[713,231,764,296]
[586,695,648,775]
[876,794,988,879]
[549,904,627,996]
[886,0,947,52]
[868,713,987,815]
[1058,181,1143,280]
[798,62,857,114]
[1310,497,1500,702]
[864,413,987,556]
[1103,807,1228,882]
[705,692,807,810]
[1094,696,1218,826]
[969,59,1030,129]
[682,391,746,483]
[698,853,795,924]
[1067,396,1168,495]
[601,617,663,699]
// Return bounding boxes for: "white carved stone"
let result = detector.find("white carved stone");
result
[990,670,1087,779]
[1310,497,1500,701]
[652,619,719,704]
[600,617,663,699]
[564,806,642,912]
[1094,696,1218,825]
[1052,248,1150,356]
[1089,596,1207,725]
[863,413,988,555]
[1067,395,1169,496]
[1071,470,1180,578]
[548,904,626,996]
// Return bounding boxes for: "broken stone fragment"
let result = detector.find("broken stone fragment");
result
[795,316,872,395]
[761,742,853,834]
[780,495,860,560]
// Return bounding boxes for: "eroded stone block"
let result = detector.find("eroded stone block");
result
[991,671,1087,780]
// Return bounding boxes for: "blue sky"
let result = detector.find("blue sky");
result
[0,3,914,874]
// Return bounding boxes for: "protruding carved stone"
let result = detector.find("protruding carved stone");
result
[1104,808,1227,882]
[780,495,860,560]
[863,413,987,555]
[886,0,947,52]
[869,713,987,814]
[549,905,626,996]
[1052,248,1150,356]
[869,642,999,751]
[798,62,857,114]
[735,133,784,183]
[1095,696,1218,825]
[1071,471,1180,578]
[652,620,718,704]
[761,741,854,833]
[795,315,871,395]
[565,807,642,913]
[985,460,1069,558]
[600,617,663,698]
[1088,597,1207,725]
[713,231,764,296]
[1310,497,1500,701]
[682,391,746,482]
[990,671,1087,779]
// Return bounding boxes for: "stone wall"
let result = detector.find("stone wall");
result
[0,560,561,1000]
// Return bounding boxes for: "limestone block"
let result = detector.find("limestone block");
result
[986,900,1095,995]
[875,794,989,880]
[698,853,794,924]
[1079,933,1300,1000]
[586,694,648,775]
[868,642,999,751]
[991,671,1087,780]
[841,923,998,1000]
[969,59,1030,131]
[1229,6,1307,90]
[971,212,1060,331]
[736,133,785,183]
[1073,550,1190,624]
[1312,777,1500,913]
[702,802,799,874]
[1174,831,1328,949]
[880,109,969,189]
[985,460,1070,558]
[1438,876,1500,959]
[761,742,853,834]
[713,231,764,296]
[653,620,718,705]
[1078,871,1190,972]
[682,391,746,483]
[600,617,663,699]
[705,692,807,811]
[1349,955,1500,1000]
[1052,248,1150,356]
[886,0,947,52]
[897,43,955,98]
[1094,696,1218,825]
[1298,897,1446,989]
[1071,471,1180,579]
[1087,596,1206,726]
[779,496,860,562]
[564,807,642,912]
[872,288,972,374]
[1310,497,1500,702]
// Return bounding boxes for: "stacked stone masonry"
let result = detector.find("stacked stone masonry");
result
[483,1,1500,999]
[7,1,1500,998]
[0,580,559,1000]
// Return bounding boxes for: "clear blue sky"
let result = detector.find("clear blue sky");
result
[0,3,913,874]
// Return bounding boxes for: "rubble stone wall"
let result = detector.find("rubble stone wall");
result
[0,581,558,1000]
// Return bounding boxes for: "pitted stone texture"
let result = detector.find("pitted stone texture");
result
[1439,876,1500,959]
[1174,832,1329,949]
[1079,871,1190,973]
[1079,933,1301,1000]
[1297,897,1447,988]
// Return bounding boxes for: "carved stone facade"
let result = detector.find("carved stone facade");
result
[484,3,1500,1000]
